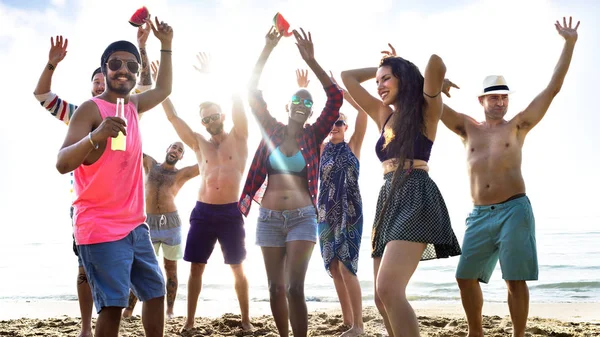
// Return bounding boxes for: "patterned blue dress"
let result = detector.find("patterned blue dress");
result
[318,141,363,276]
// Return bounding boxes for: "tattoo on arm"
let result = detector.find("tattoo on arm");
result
[47,63,55,71]
[77,273,88,285]
[139,48,152,86]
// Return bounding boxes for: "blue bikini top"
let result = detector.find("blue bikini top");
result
[266,146,307,177]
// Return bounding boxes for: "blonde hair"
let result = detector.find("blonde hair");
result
[199,101,221,114]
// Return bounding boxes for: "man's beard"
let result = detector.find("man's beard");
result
[106,77,135,95]
[207,123,224,136]
[165,157,179,165]
[486,108,508,120]
[165,154,179,165]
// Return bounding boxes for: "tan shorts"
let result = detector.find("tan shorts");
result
[152,242,183,261]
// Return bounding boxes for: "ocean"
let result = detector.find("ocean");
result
[1,209,598,311]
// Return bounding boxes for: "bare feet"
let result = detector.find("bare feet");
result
[340,326,364,337]
[122,308,133,319]
[166,310,175,320]
[180,320,194,334]
[77,331,93,337]
[241,321,254,331]
[338,323,351,331]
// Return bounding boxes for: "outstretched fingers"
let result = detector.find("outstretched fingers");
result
[300,27,308,40]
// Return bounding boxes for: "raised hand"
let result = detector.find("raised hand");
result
[555,16,580,43]
[193,52,211,74]
[149,16,173,45]
[293,28,315,63]
[265,26,282,50]
[442,78,459,98]
[296,69,310,88]
[137,21,152,48]
[151,60,159,82]
[381,43,396,57]
[48,35,68,66]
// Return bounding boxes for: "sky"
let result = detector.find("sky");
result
[0,0,598,245]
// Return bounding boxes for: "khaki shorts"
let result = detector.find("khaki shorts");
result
[152,242,183,261]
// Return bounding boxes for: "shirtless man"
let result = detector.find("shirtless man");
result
[441,17,579,337]
[123,141,199,319]
[162,54,252,332]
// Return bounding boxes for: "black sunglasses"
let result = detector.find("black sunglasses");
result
[107,59,140,73]
[202,113,221,124]
[334,120,346,127]
[291,95,313,108]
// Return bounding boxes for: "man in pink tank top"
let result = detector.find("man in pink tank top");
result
[55,17,174,337]
[33,25,153,337]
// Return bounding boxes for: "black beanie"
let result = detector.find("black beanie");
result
[100,40,141,74]
[91,67,102,81]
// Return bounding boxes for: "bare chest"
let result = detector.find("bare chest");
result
[197,138,247,170]
[278,137,300,156]
[465,124,523,167]
[146,166,178,189]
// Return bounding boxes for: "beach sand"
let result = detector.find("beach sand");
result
[1,302,599,336]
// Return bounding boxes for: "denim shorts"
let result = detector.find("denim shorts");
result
[256,205,318,247]
[78,224,166,313]
[455,195,538,283]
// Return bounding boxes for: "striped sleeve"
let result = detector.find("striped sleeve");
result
[34,91,78,125]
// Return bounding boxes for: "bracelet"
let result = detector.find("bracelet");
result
[88,132,98,149]
[423,91,441,98]
[47,63,55,71]
[160,49,172,53]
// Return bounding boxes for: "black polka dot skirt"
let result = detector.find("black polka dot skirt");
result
[371,169,462,260]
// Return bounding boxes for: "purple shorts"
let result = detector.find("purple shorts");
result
[184,201,246,265]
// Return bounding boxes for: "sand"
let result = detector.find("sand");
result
[1,304,599,337]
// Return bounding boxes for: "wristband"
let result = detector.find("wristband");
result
[88,132,98,149]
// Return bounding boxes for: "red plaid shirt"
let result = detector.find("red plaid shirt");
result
[238,85,343,217]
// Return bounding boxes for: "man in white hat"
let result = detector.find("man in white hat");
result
[440,16,579,337]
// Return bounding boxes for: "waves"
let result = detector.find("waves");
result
[1,229,599,305]
[530,281,600,291]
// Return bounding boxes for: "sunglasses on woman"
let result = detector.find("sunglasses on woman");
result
[334,120,346,127]
[107,59,140,73]
[291,95,313,108]
[202,113,221,124]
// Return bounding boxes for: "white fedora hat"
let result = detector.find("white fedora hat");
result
[478,75,514,97]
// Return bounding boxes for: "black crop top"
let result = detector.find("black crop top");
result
[375,114,433,162]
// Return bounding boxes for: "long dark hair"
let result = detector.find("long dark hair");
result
[374,56,427,230]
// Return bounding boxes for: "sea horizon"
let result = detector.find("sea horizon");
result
[2,213,598,313]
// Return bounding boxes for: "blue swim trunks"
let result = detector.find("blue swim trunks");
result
[455,195,538,283]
